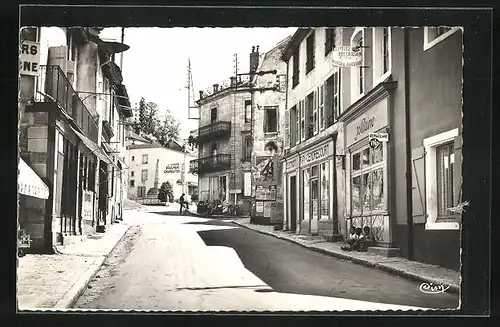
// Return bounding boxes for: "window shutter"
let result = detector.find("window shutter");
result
[284,107,290,150]
[313,90,317,135]
[411,146,426,224]
[453,135,463,223]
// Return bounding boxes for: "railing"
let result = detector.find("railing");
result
[198,121,231,142]
[189,154,231,174]
[36,65,100,143]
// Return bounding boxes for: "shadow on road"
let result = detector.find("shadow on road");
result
[175,285,272,291]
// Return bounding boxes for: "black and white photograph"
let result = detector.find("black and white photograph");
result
[15,6,491,314]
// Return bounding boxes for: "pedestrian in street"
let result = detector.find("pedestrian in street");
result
[179,193,186,214]
[341,226,358,251]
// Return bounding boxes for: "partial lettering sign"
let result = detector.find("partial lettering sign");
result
[19,41,40,76]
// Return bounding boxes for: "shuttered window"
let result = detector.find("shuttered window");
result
[436,142,455,220]
[284,107,290,150]
[319,84,325,131]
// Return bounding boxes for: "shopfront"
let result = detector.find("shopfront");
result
[298,139,335,235]
[344,96,391,245]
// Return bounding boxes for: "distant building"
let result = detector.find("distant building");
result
[126,140,198,202]
[191,37,290,223]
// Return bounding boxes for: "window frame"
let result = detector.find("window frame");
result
[324,28,336,56]
[423,27,460,51]
[423,128,460,230]
[264,106,278,134]
[141,169,148,182]
[244,100,251,124]
[142,154,148,164]
[242,134,252,160]
[372,27,392,87]
[292,50,300,88]
[350,28,365,102]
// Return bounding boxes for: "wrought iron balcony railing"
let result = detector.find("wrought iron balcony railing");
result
[197,121,231,143]
[35,65,100,143]
[189,154,231,175]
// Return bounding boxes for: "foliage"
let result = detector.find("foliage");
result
[132,97,181,146]
[158,181,174,203]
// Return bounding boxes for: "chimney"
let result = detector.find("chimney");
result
[213,84,219,93]
[230,76,237,87]
[249,45,259,74]
[199,90,204,99]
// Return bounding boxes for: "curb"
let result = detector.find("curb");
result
[232,221,460,294]
[53,225,132,309]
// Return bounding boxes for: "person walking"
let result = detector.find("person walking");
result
[179,193,186,214]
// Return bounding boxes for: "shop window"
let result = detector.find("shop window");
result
[351,144,385,214]
[142,154,148,164]
[423,128,460,230]
[264,107,278,133]
[320,162,330,219]
[306,32,315,74]
[325,28,336,56]
[423,27,460,51]
[311,165,319,177]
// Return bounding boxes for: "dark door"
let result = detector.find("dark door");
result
[290,175,297,232]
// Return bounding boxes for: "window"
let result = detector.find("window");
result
[292,50,300,88]
[142,154,148,164]
[243,135,252,160]
[351,144,385,214]
[351,29,365,98]
[320,161,330,219]
[264,107,278,133]
[423,128,460,230]
[325,71,341,127]
[306,32,315,74]
[211,108,217,124]
[325,28,336,56]
[424,27,460,51]
[358,36,364,95]
[290,105,298,146]
[131,171,134,177]
[313,90,318,135]
[306,92,314,138]
[131,156,135,161]
[300,100,306,142]
[141,169,148,182]
[211,142,218,155]
[383,27,390,74]
[244,100,251,123]
[130,180,135,187]
[318,84,325,131]
[137,186,146,198]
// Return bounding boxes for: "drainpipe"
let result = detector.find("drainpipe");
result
[404,28,414,261]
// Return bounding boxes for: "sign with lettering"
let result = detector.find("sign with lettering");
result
[369,133,389,142]
[19,41,40,76]
[346,98,389,147]
[300,140,334,167]
[286,155,299,173]
[164,163,180,173]
[332,46,363,67]
[255,185,277,201]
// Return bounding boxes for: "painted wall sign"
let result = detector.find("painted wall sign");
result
[300,140,334,167]
[164,163,181,173]
[256,201,264,213]
[19,41,41,76]
[255,185,277,201]
[346,97,389,147]
[286,155,299,173]
[332,46,363,67]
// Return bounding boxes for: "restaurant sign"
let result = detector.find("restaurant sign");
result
[332,46,363,67]
[300,140,334,167]
[164,163,181,173]
[19,41,41,76]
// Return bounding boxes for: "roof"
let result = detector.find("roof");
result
[127,139,190,154]
[128,131,151,143]
[281,28,313,62]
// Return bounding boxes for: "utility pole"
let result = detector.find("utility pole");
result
[120,28,125,70]
[231,53,239,205]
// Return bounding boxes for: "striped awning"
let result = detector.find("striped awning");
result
[18,158,49,199]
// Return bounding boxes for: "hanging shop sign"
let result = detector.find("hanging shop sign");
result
[368,132,389,149]
[19,41,41,76]
[164,163,181,173]
[300,140,334,167]
[332,46,363,67]
[346,98,389,147]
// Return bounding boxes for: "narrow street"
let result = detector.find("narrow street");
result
[73,210,458,311]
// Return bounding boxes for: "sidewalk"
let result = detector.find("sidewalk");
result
[17,222,131,310]
[231,218,461,294]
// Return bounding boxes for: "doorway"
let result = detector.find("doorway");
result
[290,175,297,232]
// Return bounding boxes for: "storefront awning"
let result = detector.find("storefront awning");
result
[18,158,49,199]
[69,125,114,166]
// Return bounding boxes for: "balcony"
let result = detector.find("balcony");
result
[197,121,231,143]
[35,65,99,143]
[189,154,231,175]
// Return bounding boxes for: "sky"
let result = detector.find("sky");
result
[98,27,297,140]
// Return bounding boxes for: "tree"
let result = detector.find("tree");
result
[158,181,174,203]
[132,98,181,147]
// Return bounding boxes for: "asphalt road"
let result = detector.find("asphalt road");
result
[73,211,458,311]
[192,219,459,309]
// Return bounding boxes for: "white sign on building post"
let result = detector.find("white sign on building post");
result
[19,41,41,76]
[332,46,363,67]
[368,132,389,149]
